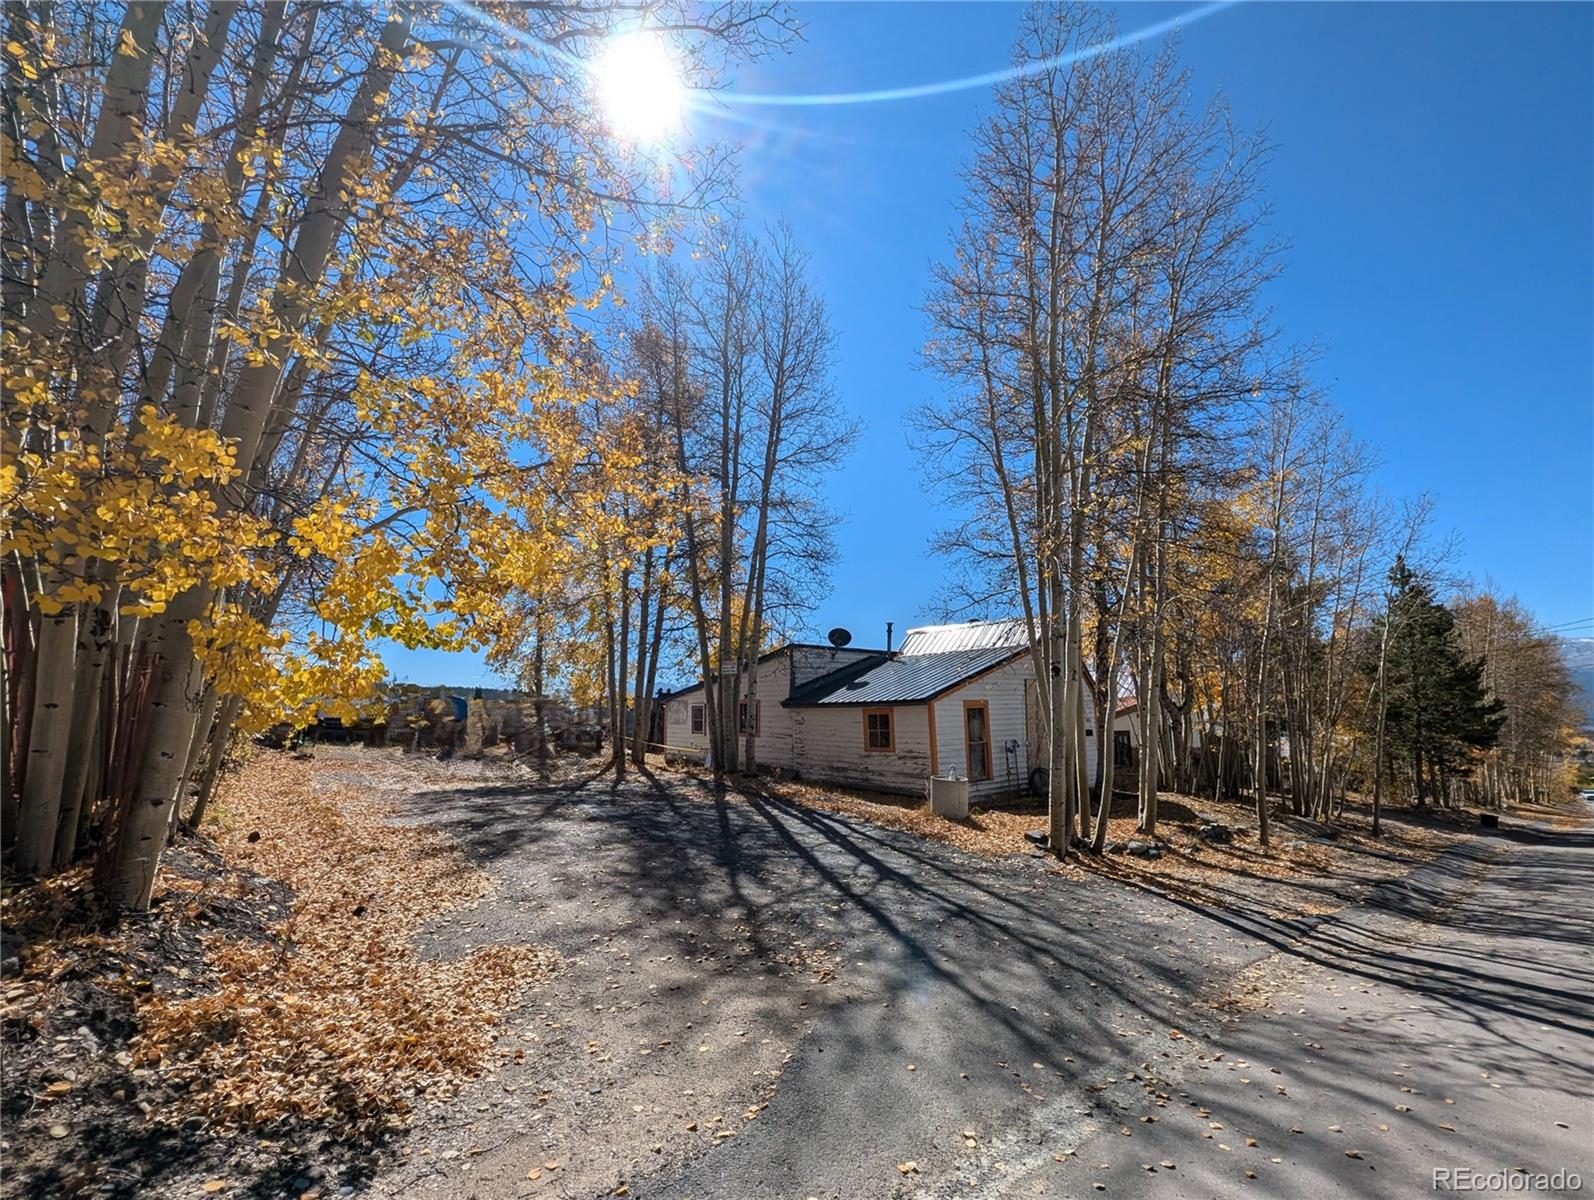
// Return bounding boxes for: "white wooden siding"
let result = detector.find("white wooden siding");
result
[789,645,880,689]
[933,657,1097,801]
[789,704,932,795]
[746,655,795,767]
[660,645,1097,803]
[661,655,797,769]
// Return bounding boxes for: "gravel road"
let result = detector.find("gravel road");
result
[363,764,1590,1200]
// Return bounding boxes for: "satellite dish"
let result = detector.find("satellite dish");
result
[826,627,853,648]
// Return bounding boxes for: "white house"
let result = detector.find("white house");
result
[1111,696,1140,771]
[658,619,1099,802]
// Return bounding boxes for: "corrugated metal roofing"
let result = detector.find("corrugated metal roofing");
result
[786,646,1024,707]
[896,618,1030,655]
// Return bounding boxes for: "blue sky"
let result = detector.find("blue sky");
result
[383,0,1593,688]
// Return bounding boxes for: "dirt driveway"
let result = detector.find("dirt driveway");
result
[201,748,1583,1200]
[357,756,1319,1200]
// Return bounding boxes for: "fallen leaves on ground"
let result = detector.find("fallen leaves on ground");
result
[1502,797,1589,831]
[732,775,1050,859]
[711,772,1471,919]
[133,750,559,1136]
[1076,800,1469,917]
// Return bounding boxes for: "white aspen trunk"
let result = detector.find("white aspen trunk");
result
[741,623,761,773]
[1059,625,1080,845]
[14,604,78,876]
[1047,575,1070,852]
[1252,616,1272,848]
[144,1,290,408]
[613,555,631,778]
[673,441,720,779]
[630,544,655,769]
[1137,643,1156,833]
[710,251,747,778]
[103,8,416,909]
[741,550,768,774]
[1091,536,1144,851]
[52,589,119,868]
[1140,521,1170,833]
[90,1,235,394]
[186,693,242,829]
[639,553,668,757]
[1134,552,1153,831]
[24,1,163,367]
[1214,673,1229,803]
[106,609,203,908]
[1092,691,1118,852]
[1071,634,1090,841]
[1253,422,1292,848]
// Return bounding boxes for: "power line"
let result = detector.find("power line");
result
[1541,616,1594,633]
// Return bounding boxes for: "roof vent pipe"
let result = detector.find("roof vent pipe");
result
[886,621,893,654]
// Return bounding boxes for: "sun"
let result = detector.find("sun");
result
[593,31,686,144]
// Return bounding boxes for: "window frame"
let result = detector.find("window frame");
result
[862,707,895,752]
[738,697,762,736]
[689,703,705,735]
[962,699,992,782]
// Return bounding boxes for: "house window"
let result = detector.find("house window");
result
[738,698,761,736]
[964,701,991,781]
[863,708,894,752]
[1114,730,1134,768]
[690,704,705,735]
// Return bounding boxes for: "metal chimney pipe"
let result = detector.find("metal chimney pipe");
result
[886,621,893,654]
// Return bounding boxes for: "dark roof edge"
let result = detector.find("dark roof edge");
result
[783,645,1030,709]
[655,642,887,702]
[780,651,894,707]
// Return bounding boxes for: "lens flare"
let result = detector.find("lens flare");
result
[594,31,685,143]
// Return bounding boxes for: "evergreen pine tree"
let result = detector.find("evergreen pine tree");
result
[1373,558,1505,804]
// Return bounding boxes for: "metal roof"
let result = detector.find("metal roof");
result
[655,641,886,701]
[896,618,1030,655]
[785,645,1025,707]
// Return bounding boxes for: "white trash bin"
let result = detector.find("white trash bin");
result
[929,774,970,820]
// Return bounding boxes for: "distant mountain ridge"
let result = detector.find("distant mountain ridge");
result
[1561,637,1594,727]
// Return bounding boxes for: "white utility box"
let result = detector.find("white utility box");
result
[929,774,970,820]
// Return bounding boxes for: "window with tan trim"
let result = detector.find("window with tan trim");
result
[863,707,894,752]
[963,700,992,781]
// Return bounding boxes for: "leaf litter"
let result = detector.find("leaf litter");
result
[136,750,560,1135]
[1,748,557,1198]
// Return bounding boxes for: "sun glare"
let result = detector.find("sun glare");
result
[593,31,685,144]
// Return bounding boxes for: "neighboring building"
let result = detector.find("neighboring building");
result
[658,642,883,772]
[1111,697,1140,771]
[658,619,1099,802]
